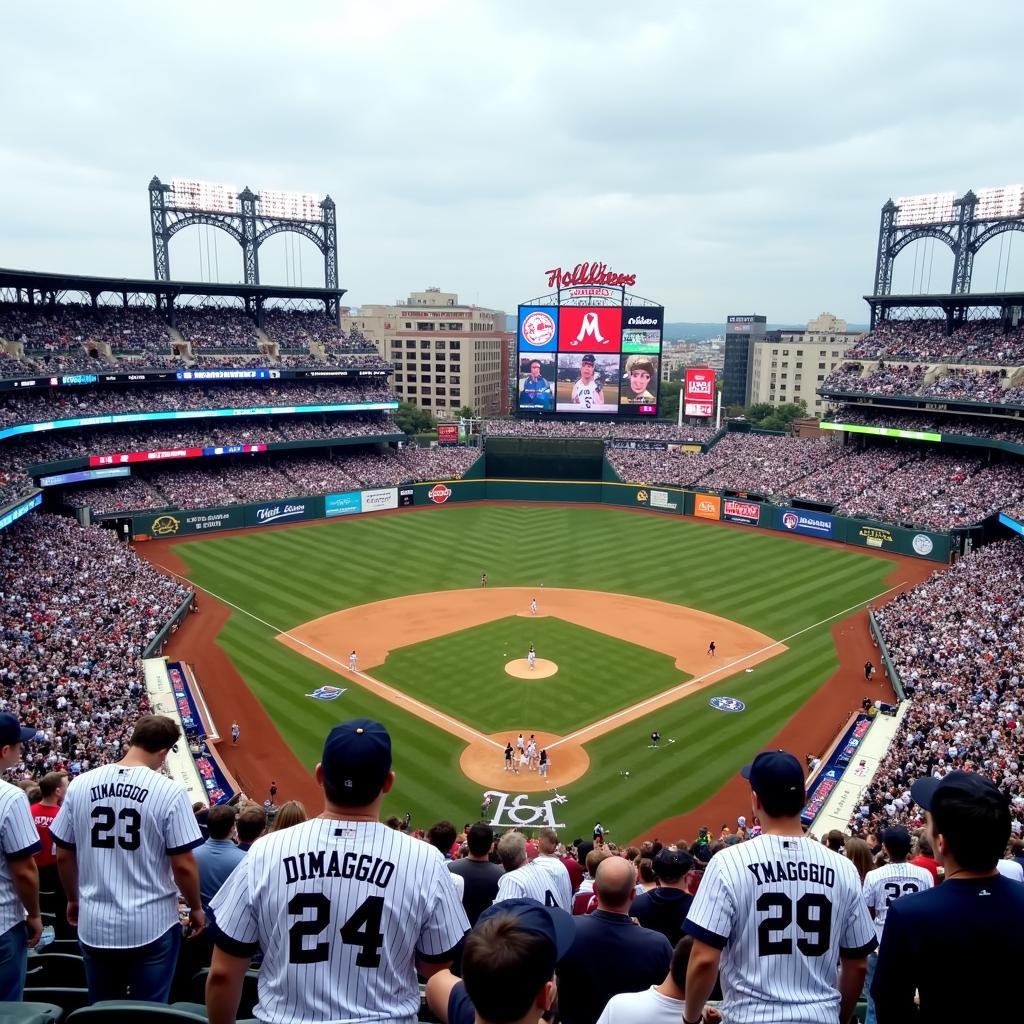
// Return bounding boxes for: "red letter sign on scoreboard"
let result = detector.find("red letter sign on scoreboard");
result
[684,368,716,417]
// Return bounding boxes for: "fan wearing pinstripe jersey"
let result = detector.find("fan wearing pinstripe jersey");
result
[493,831,573,911]
[50,715,205,1004]
[206,719,469,1024]
[684,751,876,1024]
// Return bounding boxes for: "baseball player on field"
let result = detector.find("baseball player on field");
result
[571,353,604,409]
[530,598,538,616]
[348,650,358,672]
[494,830,572,912]
[504,742,514,772]
[527,646,537,672]
[50,715,205,1003]
[0,713,42,1002]
[683,750,875,1024]
[205,718,469,1024]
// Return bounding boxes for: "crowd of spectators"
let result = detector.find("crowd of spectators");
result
[847,319,1024,366]
[823,407,1024,443]
[482,418,718,444]
[62,444,482,513]
[0,380,396,431]
[0,513,191,779]
[90,307,172,353]
[822,362,927,397]
[261,310,378,357]
[174,308,259,350]
[852,539,1024,839]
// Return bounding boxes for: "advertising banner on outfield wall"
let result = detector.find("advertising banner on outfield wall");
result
[774,507,834,539]
[132,506,244,538]
[361,488,398,513]
[325,492,361,517]
[722,498,762,526]
[842,518,949,561]
[649,489,679,512]
[399,487,415,507]
[244,497,322,528]
[694,493,721,520]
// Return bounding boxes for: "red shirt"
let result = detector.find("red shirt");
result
[560,855,584,893]
[911,854,941,884]
[31,801,61,868]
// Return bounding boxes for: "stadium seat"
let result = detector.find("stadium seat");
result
[0,1004,63,1024]
[24,955,87,989]
[16,991,88,1018]
[67,1003,209,1024]
[33,942,82,957]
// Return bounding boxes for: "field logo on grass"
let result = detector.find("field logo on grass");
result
[429,484,452,504]
[709,696,746,713]
[483,790,567,829]
[305,685,347,701]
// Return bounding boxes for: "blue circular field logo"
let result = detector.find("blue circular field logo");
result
[709,696,746,713]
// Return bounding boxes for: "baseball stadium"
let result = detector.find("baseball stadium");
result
[3,90,1024,1024]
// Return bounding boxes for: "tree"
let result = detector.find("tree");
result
[394,401,435,435]
[736,400,807,433]
[456,405,475,420]
[657,380,682,422]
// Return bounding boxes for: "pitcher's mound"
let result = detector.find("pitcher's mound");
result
[505,658,558,679]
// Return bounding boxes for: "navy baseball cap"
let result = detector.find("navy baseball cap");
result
[0,713,35,748]
[581,353,596,364]
[742,750,806,804]
[476,898,574,971]
[321,719,392,805]
[880,826,912,858]
[910,770,1003,811]
[653,846,694,878]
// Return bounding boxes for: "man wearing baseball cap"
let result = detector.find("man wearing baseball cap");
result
[629,846,694,945]
[206,719,469,1024]
[871,770,1024,1021]
[684,750,874,1024]
[0,712,42,1001]
[426,897,574,1024]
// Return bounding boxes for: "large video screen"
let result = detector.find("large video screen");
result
[516,305,662,417]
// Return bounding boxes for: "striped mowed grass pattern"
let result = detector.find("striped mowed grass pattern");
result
[172,505,894,839]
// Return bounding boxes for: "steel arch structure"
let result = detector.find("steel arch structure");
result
[148,176,340,317]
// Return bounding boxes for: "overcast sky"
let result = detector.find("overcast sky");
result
[1,1,1022,324]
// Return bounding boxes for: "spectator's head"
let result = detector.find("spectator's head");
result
[317,719,393,811]
[129,715,181,760]
[207,804,237,841]
[585,846,611,879]
[637,857,656,886]
[17,781,41,804]
[235,805,267,844]
[536,827,558,856]
[593,856,637,913]
[462,899,574,1024]
[270,800,307,832]
[881,825,912,863]
[666,936,695,998]
[824,830,846,852]
[37,772,67,803]
[0,713,35,770]
[844,837,874,883]
[497,831,528,872]
[742,750,805,820]
[912,771,1011,874]
[914,830,934,858]
[652,846,694,888]
[467,821,494,859]
[426,820,457,858]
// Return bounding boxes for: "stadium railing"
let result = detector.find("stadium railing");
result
[868,607,905,701]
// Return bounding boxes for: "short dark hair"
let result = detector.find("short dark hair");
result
[129,715,181,753]
[530,360,541,369]
[235,806,267,843]
[462,915,553,1022]
[467,821,494,857]
[824,830,846,852]
[206,804,237,840]
[426,820,457,856]
[759,786,805,819]
[39,772,67,800]
[930,788,1010,872]
[669,936,694,991]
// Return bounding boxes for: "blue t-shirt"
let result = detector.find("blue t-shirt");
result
[521,376,552,407]
[872,874,1024,1022]
[193,838,246,908]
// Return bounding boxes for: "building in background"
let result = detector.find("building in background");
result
[342,288,512,415]
[722,314,767,407]
[748,313,863,415]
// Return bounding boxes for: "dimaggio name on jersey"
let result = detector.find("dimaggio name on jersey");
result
[746,860,836,887]
[89,783,149,803]
[283,849,395,888]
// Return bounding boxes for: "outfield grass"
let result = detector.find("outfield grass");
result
[172,505,897,839]
[370,616,687,734]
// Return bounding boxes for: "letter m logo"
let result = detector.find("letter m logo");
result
[574,312,607,345]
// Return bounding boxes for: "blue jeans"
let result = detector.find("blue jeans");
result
[80,924,182,1003]
[0,922,27,1001]
[864,949,878,1024]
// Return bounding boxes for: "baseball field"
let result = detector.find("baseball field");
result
[147,503,919,841]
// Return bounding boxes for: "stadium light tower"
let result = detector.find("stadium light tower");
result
[148,175,339,298]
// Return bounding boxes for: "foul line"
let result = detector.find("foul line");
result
[160,568,502,749]
[546,581,906,750]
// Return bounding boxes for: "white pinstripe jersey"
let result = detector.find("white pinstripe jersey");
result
[49,763,203,947]
[684,834,876,1024]
[0,780,42,933]
[209,818,469,1024]
[494,856,572,911]
[861,861,933,941]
